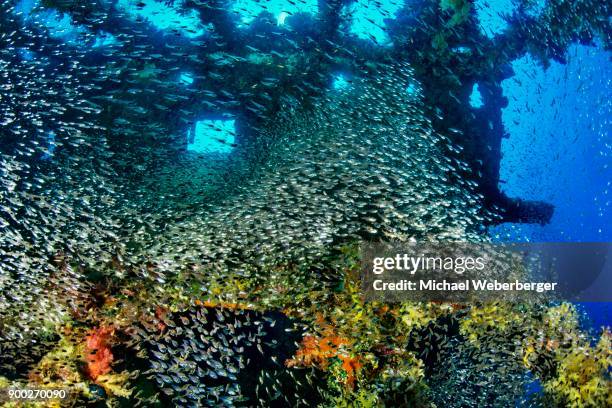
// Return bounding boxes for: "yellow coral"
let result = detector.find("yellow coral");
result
[543,302,580,334]
[522,304,610,407]
[0,376,9,388]
[327,387,382,408]
[460,302,525,345]
[399,302,444,330]
[31,336,84,386]
[543,329,611,408]
[95,372,132,398]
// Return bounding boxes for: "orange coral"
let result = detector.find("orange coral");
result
[286,334,350,369]
[285,319,362,390]
[340,355,363,389]
[84,326,114,381]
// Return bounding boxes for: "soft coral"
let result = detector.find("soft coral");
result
[84,326,114,380]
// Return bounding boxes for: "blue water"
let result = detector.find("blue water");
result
[187,119,237,155]
[474,2,612,327]
[490,44,611,244]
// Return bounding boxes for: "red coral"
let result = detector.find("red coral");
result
[155,306,167,332]
[84,326,114,380]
